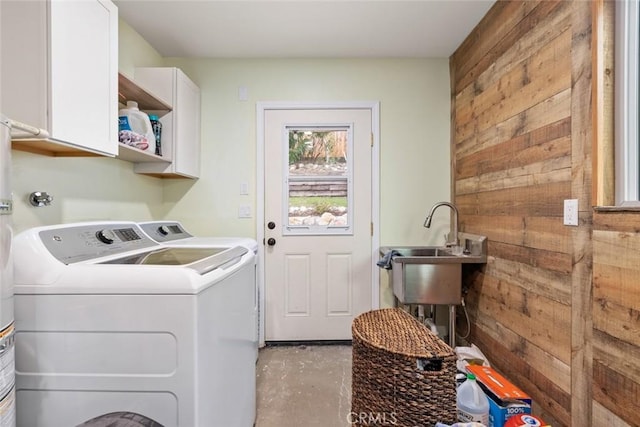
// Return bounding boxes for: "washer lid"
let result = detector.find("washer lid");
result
[101,246,249,275]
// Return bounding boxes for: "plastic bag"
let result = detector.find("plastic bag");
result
[455,344,491,372]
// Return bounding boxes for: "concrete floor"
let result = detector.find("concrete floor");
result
[255,345,352,427]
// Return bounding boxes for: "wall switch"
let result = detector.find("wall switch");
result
[238,205,252,218]
[563,199,578,226]
[240,182,249,195]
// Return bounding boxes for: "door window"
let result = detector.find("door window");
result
[284,125,353,235]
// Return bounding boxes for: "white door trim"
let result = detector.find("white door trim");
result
[256,101,380,346]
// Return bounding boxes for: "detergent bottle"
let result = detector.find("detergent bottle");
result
[118,101,155,151]
[457,373,490,424]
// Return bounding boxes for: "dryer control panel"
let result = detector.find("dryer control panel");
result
[138,221,193,242]
[39,223,158,264]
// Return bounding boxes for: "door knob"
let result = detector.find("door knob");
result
[267,238,276,246]
[267,221,276,230]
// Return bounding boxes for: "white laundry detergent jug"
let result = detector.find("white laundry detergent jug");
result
[457,373,490,425]
[118,101,155,151]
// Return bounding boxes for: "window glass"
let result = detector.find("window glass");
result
[285,126,353,235]
[615,0,640,205]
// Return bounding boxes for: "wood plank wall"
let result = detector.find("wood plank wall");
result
[448,1,640,425]
[592,210,640,425]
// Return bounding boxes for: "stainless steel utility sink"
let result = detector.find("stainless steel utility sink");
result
[392,247,452,257]
[381,248,462,305]
[380,233,487,305]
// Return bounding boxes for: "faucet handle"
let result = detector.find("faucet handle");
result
[444,233,459,248]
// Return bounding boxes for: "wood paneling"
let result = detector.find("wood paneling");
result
[471,326,571,426]
[453,0,640,425]
[593,356,640,424]
[455,29,572,143]
[470,272,571,363]
[456,88,571,159]
[488,241,572,275]
[456,118,571,181]
[455,1,572,100]
[569,2,594,425]
[592,209,640,427]
[453,1,543,89]
[447,0,637,425]
[593,401,633,427]
[457,181,570,217]
[594,210,640,232]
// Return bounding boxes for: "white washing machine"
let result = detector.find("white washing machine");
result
[12,221,257,427]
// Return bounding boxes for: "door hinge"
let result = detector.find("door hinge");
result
[371,222,373,236]
[371,133,374,147]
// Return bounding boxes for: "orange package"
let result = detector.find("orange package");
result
[466,365,530,401]
[466,366,532,427]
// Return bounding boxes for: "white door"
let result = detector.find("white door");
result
[264,108,373,341]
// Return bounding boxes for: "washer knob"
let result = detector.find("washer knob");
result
[158,225,171,236]
[96,229,116,244]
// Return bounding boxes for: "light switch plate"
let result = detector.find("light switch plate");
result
[240,182,249,195]
[564,199,578,226]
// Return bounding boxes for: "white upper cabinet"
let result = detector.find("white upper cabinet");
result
[0,0,118,156]
[132,67,201,179]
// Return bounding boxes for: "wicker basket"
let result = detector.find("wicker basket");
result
[351,308,457,426]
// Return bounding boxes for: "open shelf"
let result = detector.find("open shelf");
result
[118,73,172,112]
[117,143,170,163]
[117,72,172,165]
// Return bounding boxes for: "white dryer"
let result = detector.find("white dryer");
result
[138,221,257,253]
[138,221,260,356]
[12,221,257,427]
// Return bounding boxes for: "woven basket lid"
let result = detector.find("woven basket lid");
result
[352,308,453,358]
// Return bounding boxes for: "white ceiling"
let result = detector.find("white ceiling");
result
[114,0,495,58]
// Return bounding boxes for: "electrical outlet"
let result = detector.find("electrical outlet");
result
[563,199,578,226]
[238,205,252,218]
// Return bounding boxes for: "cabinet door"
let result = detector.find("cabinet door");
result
[174,70,201,178]
[0,0,48,129]
[133,67,201,179]
[49,0,118,155]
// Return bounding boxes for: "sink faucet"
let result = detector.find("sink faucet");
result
[423,201,459,247]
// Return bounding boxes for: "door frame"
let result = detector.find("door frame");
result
[256,101,380,346]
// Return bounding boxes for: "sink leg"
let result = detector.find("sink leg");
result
[449,305,456,348]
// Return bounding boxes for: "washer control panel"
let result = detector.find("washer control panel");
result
[39,223,158,264]
[138,221,193,242]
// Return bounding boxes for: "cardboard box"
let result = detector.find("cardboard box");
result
[466,366,532,427]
